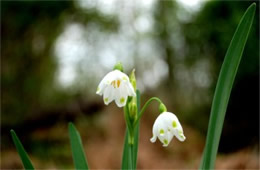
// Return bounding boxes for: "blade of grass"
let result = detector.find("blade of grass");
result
[68,122,89,170]
[10,130,34,169]
[200,3,256,169]
[121,90,141,169]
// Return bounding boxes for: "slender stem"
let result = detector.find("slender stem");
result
[124,100,135,145]
[134,97,162,127]
[127,142,133,170]
[130,143,134,170]
[124,105,132,131]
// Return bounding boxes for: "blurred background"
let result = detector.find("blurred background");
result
[1,0,259,169]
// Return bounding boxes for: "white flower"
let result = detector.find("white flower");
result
[96,70,136,107]
[150,112,186,147]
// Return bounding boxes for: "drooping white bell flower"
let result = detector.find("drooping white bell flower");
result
[96,70,136,107]
[150,112,186,147]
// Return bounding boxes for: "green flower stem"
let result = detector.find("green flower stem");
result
[124,103,134,144]
[129,143,134,170]
[124,98,136,169]
[134,97,163,127]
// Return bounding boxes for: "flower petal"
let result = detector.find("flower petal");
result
[174,128,186,142]
[96,71,116,95]
[151,118,160,143]
[156,121,169,146]
[115,70,129,80]
[103,85,114,105]
[126,81,136,97]
[150,135,157,143]
[115,84,128,107]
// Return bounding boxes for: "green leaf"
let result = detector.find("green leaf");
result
[200,3,256,169]
[10,130,34,169]
[68,122,89,170]
[121,90,141,170]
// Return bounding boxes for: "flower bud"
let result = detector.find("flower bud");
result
[129,69,136,91]
[129,102,137,120]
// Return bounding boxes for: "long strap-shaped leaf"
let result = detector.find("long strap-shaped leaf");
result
[69,122,89,170]
[200,3,256,169]
[121,90,141,169]
[10,130,34,169]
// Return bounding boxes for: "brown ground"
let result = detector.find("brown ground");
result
[1,105,259,169]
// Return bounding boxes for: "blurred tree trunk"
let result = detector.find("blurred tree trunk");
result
[153,1,177,92]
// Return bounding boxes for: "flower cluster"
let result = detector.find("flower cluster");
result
[96,64,185,147]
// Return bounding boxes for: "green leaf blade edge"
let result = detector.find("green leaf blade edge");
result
[68,122,89,170]
[121,129,130,169]
[200,3,256,169]
[10,129,34,170]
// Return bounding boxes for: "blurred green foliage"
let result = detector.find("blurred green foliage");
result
[1,1,119,125]
[1,0,259,168]
[2,1,72,125]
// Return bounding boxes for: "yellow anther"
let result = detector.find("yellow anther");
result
[111,80,116,88]
[111,80,121,88]
[117,80,121,87]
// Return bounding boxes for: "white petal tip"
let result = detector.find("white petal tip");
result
[178,135,186,142]
[150,136,157,143]
[116,104,125,108]
[115,97,127,107]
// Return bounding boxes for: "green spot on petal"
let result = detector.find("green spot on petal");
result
[120,97,125,104]
[160,129,164,134]
[163,139,168,145]
[123,77,127,80]
[172,120,177,128]
[96,87,100,92]
[178,130,183,137]
[104,98,109,103]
